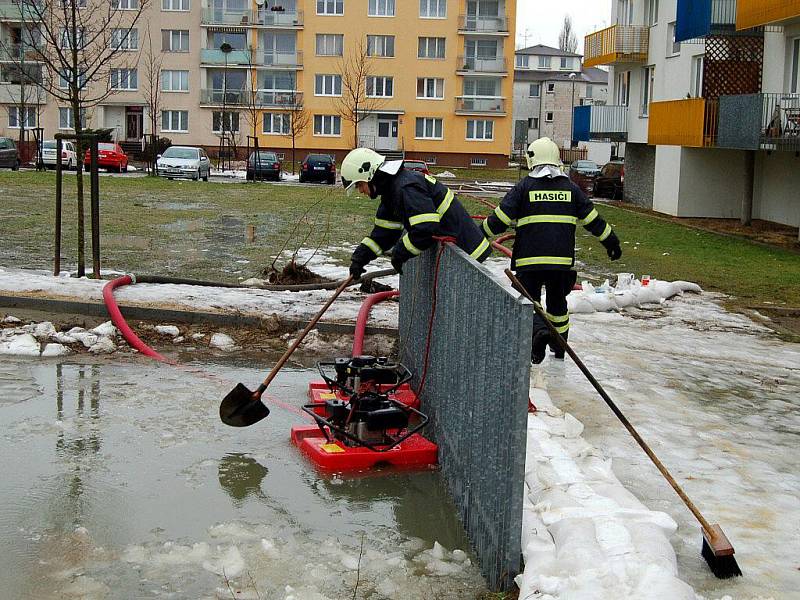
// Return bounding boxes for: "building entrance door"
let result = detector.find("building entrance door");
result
[125,108,143,140]
[376,117,398,150]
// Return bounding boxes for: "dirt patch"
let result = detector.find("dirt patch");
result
[261,261,332,285]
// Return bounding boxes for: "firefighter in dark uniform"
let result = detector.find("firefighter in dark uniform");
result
[482,137,623,364]
[340,147,492,278]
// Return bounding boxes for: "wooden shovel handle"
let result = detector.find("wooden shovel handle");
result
[255,276,354,397]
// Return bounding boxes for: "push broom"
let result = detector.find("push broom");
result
[506,269,742,579]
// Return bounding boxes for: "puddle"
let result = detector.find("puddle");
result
[0,357,485,599]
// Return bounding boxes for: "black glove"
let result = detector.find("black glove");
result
[349,261,366,280]
[602,232,622,261]
[391,254,405,275]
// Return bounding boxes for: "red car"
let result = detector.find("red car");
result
[83,142,129,172]
[403,159,430,175]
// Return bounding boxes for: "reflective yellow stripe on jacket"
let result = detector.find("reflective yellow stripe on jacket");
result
[408,212,441,227]
[402,234,422,256]
[515,256,573,267]
[374,218,403,230]
[436,189,454,216]
[517,215,577,227]
[361,237,382,256]
[469,237,490,259]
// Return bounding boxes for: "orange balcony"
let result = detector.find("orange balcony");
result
[736,0,800,29]
[583,24,649,68]
[648,98,719,147]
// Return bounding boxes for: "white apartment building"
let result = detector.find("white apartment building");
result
[512,44,607,153]
[577,0,800,236]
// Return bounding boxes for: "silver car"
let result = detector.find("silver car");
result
[156,146,211,181]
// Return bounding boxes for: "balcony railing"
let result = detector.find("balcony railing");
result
[583,24,649,68]
[200,8,303,27]
[676,0,738,42]
[573,104,629,142]
[457,55,507,73]
[0,1,41,21]
[0,43,42,61]
[457,14,509,33]
[718,93,800,151]
[648,98,719,147]
[199,48,252,65]
[455,96,506,114]
[254,90,303,107]
[200,88,248,105]
[736,0,800,29]
[253,50,303,68]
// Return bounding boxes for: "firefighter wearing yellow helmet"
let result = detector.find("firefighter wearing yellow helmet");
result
[341,147,491,278]
[483,137,623,364]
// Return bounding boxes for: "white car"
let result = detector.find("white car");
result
[156,146,211,181]
[41,140,78,170]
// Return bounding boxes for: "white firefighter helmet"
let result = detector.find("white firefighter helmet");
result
[340,147,386,195]
[526,137,562,170]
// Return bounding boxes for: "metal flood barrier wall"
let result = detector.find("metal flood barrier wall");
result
[399,243,533,591]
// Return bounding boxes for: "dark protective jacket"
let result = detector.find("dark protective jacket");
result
[482,174,616,271]
[351,168,491,267]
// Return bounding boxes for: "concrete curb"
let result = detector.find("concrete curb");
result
[0,294,398,337]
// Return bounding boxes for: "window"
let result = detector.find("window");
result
[560,57,570,69]
[667,22,680,56]
[59,107,86,129]
[645,0,659,26]
[616,71,630,106]
[8,106,36,128]
[466,38,498,60]
[466,119,493,140]
[585,84,593,98]
[368,0,394,16]
[111,68,137,90]
[162,110,188,132]
[60,28,85,49]
[791,38,800,93]
[212,31,247,50]
[537,55,550,69]
[58,68,86,90]
[162,29,189,52]
[415,117,443,139]
[314,74,342,96]
[259,70,295,91]
[528,117,539,129]
[618,0,633,25]
[367,35,395,57]
[464,77,497,96]
[420,0,445,18]
[417,77,444,99]
[470,157,487,167]
[367,76,393,97]
[162,0,189,10]
[641,66,654,116]
[418,36,445,59]
[263,112,290,134]
[213,111,239,133]
[546,82,555,93]
[111,28,138,50]
[161,70,189,92]
[314,114,341,136]
[690,55,704,97]
[112,0,139,8]
[545,111,554,122]
[515,55,528,68]
[529,83,540,97]
[316,33,343,56]
[317,0,343,15]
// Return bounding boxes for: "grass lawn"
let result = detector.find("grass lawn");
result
[0,171,798,315]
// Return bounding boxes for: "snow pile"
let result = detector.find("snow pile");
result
[155,324,180,337]
[210,332,238,351]
[210,169,247,179]
[434,170,456,178]
[516,386,695,600]
[0,318,120,357]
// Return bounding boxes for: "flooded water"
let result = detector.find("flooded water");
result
[0,357,485,599]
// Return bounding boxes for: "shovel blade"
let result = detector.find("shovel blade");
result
[220,383,270,427]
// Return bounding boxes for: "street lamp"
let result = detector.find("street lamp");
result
[220,41,233,172]
[569,72,577,149]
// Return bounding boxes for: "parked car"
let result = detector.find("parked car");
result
[83,142,129,172]
[299,153,336,184]
[0,137,20,170]
[246,150,281,181]
[42,140,78,170]
[593,161,625,199]
[403,159,430,175]
[155,146,211,181]
[568,159,601,195]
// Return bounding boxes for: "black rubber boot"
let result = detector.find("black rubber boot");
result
[551,331,568,359]
[531,329,551,365]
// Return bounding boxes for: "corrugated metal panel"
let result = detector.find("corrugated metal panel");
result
[399,244,532,591]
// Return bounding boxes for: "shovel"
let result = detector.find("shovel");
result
[220,276,354,427]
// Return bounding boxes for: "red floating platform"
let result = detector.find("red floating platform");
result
[291,425,438,472]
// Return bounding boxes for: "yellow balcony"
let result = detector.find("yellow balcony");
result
[648,98,719,147]
[736,0,800,29]
[583,25,649,68]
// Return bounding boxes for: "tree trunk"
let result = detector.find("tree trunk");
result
[292,135,296,175]
[73,99,85,277]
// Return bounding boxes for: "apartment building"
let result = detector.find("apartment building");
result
[512,44,607,154]
[576,0,800,237]
[0,0,517,168]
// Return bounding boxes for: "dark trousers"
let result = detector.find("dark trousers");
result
[517,270,576,353]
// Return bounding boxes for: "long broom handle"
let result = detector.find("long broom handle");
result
[505,269,716,537]
[256,276,354,397]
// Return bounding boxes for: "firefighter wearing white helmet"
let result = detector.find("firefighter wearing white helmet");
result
[483,137,623,364]
[342,147,491,279]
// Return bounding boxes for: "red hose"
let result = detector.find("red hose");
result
[352,290,399,356]
[103,275,170,363]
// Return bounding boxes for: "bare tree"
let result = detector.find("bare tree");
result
[335,37,386,149]
[558,15,578,54]
[140,25,162,175]
[283,98,309,175]
[2,0,148,276]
